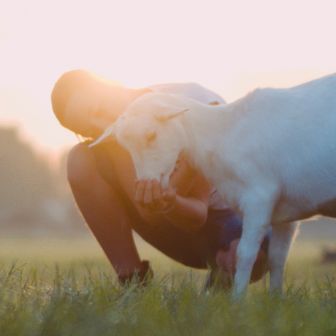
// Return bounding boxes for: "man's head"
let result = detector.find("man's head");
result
[51,70,146,138]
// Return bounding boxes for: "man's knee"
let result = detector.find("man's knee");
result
[67,143,98,187]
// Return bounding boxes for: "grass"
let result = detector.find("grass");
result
[0,238,336,336]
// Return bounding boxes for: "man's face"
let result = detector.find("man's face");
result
[62,92,108,138]
[60,85,141,139]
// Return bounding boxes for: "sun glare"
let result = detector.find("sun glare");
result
[0,0,335,155]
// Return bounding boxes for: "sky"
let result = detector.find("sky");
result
[0,0,335,158]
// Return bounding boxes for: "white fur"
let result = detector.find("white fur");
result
[91,74,336,298]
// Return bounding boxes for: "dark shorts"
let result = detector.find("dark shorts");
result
[131,208,270,269]
[92,143,270,269]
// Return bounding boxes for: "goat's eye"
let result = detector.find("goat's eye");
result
[145,131,157,144]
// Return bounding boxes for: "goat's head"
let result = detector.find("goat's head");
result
[90,93,189,188]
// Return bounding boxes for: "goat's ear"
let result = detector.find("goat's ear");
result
[88,124,116,148]
[155,106,188,122]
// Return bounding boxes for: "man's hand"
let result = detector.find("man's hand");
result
[135,179,177,213]
[134,175,209,231]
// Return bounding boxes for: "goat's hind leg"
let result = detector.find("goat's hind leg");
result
[268,221,298,293]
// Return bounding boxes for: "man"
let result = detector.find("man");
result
[51,69,269,288]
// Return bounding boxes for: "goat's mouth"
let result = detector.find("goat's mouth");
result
[159,164,176,189]
[160,173,170,189]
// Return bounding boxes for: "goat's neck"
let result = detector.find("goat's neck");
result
[181,104,228,172]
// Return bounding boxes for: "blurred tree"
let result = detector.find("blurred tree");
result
[0,126,85,236]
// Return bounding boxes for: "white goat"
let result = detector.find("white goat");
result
[91,74,336,297]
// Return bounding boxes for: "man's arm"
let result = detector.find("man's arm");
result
[135,171,211,232]
[163,172,211,231]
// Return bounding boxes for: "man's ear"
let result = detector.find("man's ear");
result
[89,123,116,148]
[155,104,188,122]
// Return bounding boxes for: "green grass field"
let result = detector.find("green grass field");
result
[1,238,336,336]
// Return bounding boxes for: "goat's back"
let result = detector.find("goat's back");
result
[213,74,336,220]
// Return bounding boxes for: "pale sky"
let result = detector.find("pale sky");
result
[0,0,335,157]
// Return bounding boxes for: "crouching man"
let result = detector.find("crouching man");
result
[51,69,269,288]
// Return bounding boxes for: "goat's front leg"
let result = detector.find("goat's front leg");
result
[268,221,298,293]
[233,189,277,299]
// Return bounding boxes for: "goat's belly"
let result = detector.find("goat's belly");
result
[272,202,315,224]
[273,196,336,224]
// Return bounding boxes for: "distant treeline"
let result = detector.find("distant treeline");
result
[0,126,87,237]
